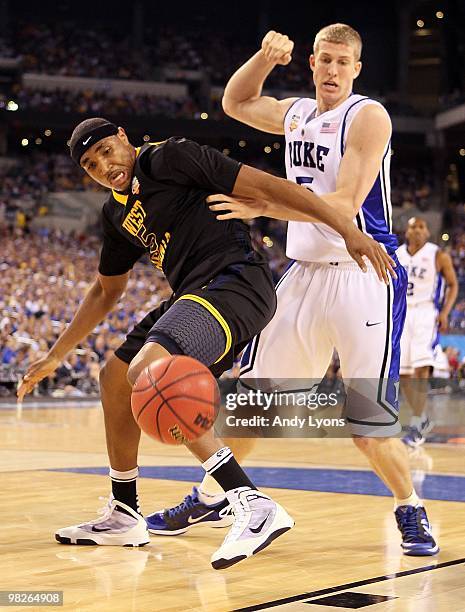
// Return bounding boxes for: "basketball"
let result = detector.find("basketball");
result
[131,355,220,444]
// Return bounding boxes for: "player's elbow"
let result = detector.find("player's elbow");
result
[97,278,127,307]
[221,95,239,119]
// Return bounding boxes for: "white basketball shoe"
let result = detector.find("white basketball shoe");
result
[211,487,294,570]
[55,498,150,547]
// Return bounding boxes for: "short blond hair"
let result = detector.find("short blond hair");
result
[314,23,362,61]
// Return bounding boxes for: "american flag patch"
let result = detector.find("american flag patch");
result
[320,121,339,133]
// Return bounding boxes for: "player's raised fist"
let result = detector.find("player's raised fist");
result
[261,30,294,65]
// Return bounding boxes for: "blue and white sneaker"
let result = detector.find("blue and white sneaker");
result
[403,418,434,448]
[395,505,439,556]
[402,426,425,447]
[146,487,233,536]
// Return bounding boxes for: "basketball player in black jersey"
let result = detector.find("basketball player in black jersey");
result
[18,118,395,569]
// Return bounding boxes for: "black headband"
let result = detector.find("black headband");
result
[70,121,118,166]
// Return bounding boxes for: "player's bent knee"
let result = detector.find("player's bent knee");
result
[127,358,143,387]
[127,342,171,386]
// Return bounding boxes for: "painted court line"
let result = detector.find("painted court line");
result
[48,465,465,502]
[233,557,465,611]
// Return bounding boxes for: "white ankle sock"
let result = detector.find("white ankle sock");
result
[410,415,425,429]
[109,466,140,513]
[395,490,421,509]
[109,466,139,481]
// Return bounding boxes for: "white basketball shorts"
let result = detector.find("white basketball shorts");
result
[400,302,438,375]
[240,260,407,436]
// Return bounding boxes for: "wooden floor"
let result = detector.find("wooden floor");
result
[1,401,465,611]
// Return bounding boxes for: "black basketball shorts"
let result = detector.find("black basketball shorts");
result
[115,260,276,378]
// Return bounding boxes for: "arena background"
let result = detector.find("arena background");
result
[2,2,465,610]
[2,0,465,399]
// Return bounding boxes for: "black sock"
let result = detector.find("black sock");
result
[202,447,256,493]
[109,467,140,515]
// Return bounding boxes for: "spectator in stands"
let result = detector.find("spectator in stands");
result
[0,223,289,395]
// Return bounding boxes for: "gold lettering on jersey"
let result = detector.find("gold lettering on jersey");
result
[121,200,170,270]
[151,232,171,270]
[122,200,146,235]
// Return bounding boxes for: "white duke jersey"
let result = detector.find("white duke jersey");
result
[397,242,444,308]
[284,94,397,262]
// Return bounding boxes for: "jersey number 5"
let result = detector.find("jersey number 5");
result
[296,176,314,191]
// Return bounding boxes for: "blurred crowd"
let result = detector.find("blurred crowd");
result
[1,86,426,125]
[0,223,288,397]
[2,20,462,122]
[0,148,459,398]
[0,227,172,396]
[0,152,100,228]
[2,87,202,120]
[445,202,465,332]
[0,148,436,238]
[3,208,465,397]
[5,21,434,107]
[390,165,435,211]
[1,22,314,92]
[0,21,442,128]
[11,24,149,81]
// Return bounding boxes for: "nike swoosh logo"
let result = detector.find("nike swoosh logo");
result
[420,519,433,537]
[82,136,92,145]
[91,526,112,532]
[187,511,214,524]
[366,321,382,327]
[249,513,270,534]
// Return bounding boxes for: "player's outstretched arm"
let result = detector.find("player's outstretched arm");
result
[222,30,298,134]
[17,273,129,401]
[436,251,458,332]
[210,165,396,282]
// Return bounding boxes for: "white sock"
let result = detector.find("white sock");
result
[109,466,139,481]
[395,489,421,509]
[201,447,233,473]
[411,415,425,428]
[109,466,140,513]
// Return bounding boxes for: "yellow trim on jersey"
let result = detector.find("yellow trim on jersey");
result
[177,294,232,364]
[111,141,166,205]
[112,191,129,205]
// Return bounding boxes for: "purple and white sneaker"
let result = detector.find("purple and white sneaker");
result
[211,487,294,570]
[146,487,233,536]
[55,498,149,547]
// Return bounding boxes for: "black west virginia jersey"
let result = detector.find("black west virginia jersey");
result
[101,137,276,375]
[99,137,256,294]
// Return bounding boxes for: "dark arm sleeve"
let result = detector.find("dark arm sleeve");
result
[98,204,145,276]
[158,138,242,193]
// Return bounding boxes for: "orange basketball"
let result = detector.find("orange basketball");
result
[131,355,220,445]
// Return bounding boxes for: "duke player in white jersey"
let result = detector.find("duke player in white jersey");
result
[397,217,458,447]
[205,24,439,556]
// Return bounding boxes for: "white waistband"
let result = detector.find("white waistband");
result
[406,300,436,309]
[298,260,378,273]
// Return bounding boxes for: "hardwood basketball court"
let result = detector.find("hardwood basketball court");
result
[1,399,465,611]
